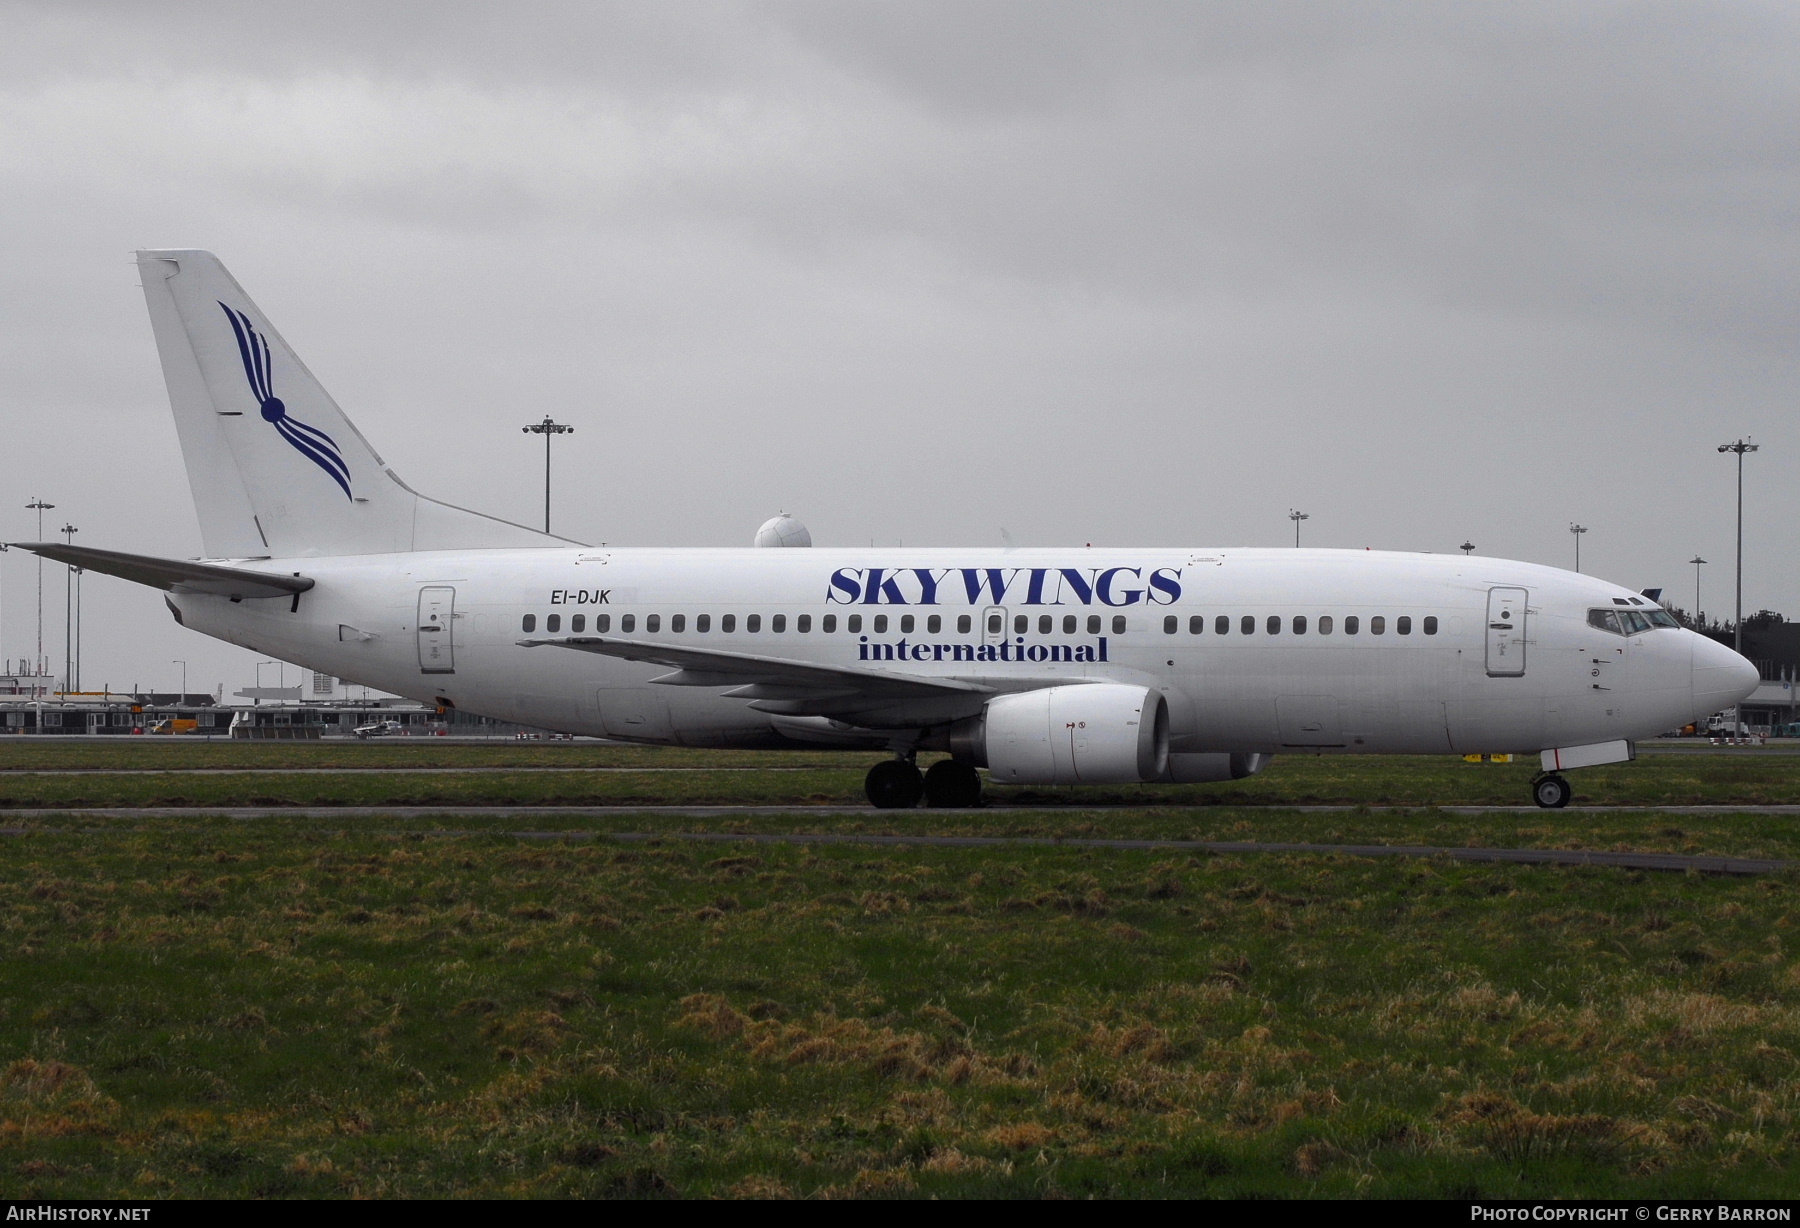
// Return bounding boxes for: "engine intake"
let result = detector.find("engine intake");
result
[953,683,1169,784]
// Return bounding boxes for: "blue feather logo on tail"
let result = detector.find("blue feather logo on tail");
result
[218,302,354,500]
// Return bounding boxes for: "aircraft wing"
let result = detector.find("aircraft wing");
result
[4,543,313,600]
[519,635,992,717]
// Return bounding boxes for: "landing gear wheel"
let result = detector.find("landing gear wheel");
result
[1533,774,1572,809]
[865,759,925,809]
[924,760,983,808]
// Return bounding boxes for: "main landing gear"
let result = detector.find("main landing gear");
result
[1532,773,1573,809]
[863,758,984,809]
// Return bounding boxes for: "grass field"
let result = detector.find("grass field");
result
[1,745,1798,1198]
[2,741,1798,809]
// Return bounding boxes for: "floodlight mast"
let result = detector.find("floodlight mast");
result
[522,417,574,534]
[24,499,52,675]
[60,523,76,693]
[1569,523,1587,573]
[1718,438,1760,740]
[1690,556,1707,627]
[1288,510,1309,548]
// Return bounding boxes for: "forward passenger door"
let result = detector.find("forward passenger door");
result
[1485,587,1527,677]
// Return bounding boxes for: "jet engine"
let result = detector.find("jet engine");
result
[951,683,1168,784]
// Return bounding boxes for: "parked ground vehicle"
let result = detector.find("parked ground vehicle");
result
[354,719,406,739]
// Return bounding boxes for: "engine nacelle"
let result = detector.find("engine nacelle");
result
[955,683,1169,784]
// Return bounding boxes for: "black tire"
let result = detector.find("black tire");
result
[1533,774,1572,809]
[924,759,983,808]
[865,759,925,809]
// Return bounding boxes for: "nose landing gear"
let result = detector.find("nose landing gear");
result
[1532,773,1573,809]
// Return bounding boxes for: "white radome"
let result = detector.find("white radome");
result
[754,513,812,548]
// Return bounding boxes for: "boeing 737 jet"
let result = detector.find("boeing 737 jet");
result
[8,251,1760,809]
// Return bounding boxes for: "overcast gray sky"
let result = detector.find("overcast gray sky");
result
[2,1,1795,697]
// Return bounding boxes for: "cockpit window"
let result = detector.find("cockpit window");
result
[1588,609,1624,635]
[1646,609,1679,628]
[1620,610,1654,634]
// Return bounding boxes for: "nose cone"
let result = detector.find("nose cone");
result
[1691,632,1761,717]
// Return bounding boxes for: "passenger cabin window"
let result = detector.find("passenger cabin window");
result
[1370,616,1386,635]
[847,614,862,633]
[521,614,536,632]
[1588,609,1625,635]
[1040,615,1053,634]
[1319,615,1333,634]
[798,614,812,632]
[1266,615,1281,635]
[721,614,736,633]
[670,614,685,632]
[823,614,837,632]
[1397,616,1411,635]
[746,614,762,633]
[1014,615,1028,634]
[1087,615,1102,634]
[1190,616,1204,634]
[621,614,636,633]
[957,615,971,634]
[873,615,887,634]
[1345,616,1359,635]
[1241,615,1255,635]
[899,615,913,633]
[645,614,660,633]
[596,614,610,633]
[927,615,940,634]
[572,614,585,632]
[546,614,561,633]
[1164,615,1178,634]
[697,614,711,633]
[1216,615,1229,635]
[1423,616,1438,635]
[1063,615,1077,634]
[1112,615,1127,634]
[1293,615,1307,634]
[987,614,1002,634]
[772,614,786,632]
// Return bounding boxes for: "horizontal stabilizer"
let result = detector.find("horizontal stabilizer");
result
[6,543,312,600]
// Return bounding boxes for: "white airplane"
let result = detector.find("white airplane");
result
[9,251,1759,810]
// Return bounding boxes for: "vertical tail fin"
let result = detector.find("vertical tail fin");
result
[137,249,576,558]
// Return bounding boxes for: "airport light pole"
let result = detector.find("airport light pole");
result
[1717,439,1759,658]
[1719,438,1759,740]
[522,417,574,534]
[1569,523,1587,573]
[1690,556,1707,627]
[59,523,76,693]
[1460,541,1475,556]
[24,499,52,676]
[1288,510,1309,548]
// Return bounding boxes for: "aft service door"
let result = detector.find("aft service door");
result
[1485,587,1527,677]
[417,586,456,674]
